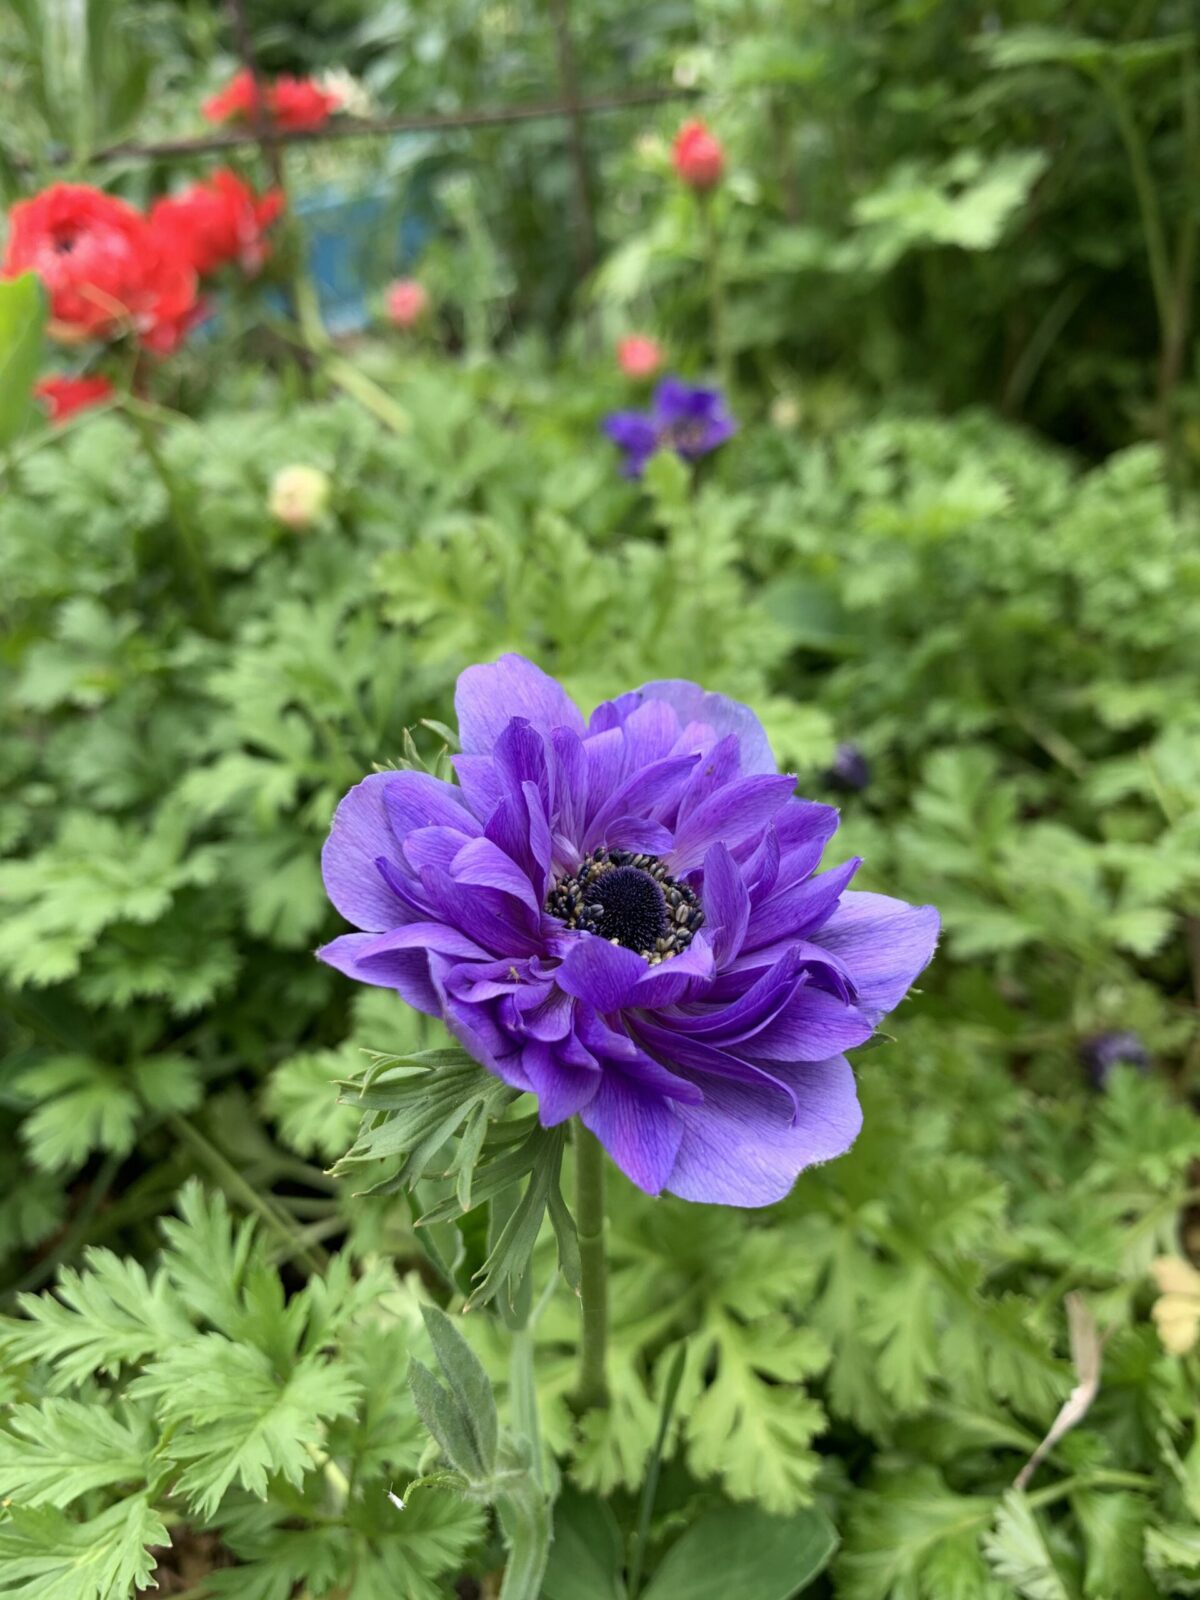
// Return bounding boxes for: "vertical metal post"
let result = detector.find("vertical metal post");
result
[546,0,598,280]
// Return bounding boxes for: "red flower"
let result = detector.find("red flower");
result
[2,183,197,346]
[617,334,664,380]
[150,170,284,278]
[34,374,115,423]
[385,278,429,328]
[672,120,725,190]
[271,75,341,131]
[202,68,340,132]
[139,296,212,356]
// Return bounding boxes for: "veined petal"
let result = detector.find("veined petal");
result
[580,1072,684,1196]
[455,653,585,755]
[666,1055,862,1206]
[810,892,940,1017]
[613,681,777,776]
[321,773,411,932]
[556,936,645,1012]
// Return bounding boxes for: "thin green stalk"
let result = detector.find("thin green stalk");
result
[700,190,733,394]
[573,1123,609,1412]
[167,1114,328,1275]
[628,1341,687,1599]
[122,402,218,633]
[509,1324,543,1491]
[1102,71,1172,338]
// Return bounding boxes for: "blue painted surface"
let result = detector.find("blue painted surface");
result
[294,180,433,334]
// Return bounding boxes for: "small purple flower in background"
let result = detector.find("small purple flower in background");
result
[604,377,735,478]
[1079,1030,1151,1091]
[319,656,938,1206]
[825,741,871,794]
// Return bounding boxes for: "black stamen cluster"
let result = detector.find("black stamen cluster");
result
[546,848,705,964]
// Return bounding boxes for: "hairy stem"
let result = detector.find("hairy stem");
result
[573,1123,609,1411]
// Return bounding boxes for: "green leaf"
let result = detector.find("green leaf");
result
[642,1503,838,1600]
[264,1045,362,1160]
[129,1338,361,1517]
[3,1250,192,1389]
[1072,1491,1154,1599]
[0,1399,150,1509]
[0,1494,168,1600]
[983,1492,1075,1600]
[681,1313,828,1514]
[541,1486,624,1600]
[333,1047,515,1192]
[0,274,46,450]
[837,1467,996,1600]
[419,1303,498,1478]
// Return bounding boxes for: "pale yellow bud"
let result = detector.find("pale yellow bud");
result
[269,465,330,530]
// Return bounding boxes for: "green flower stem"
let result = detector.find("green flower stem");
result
[167,1114,328,1275]
[497,1475,553,1600]
[122,402,217,634]
[509,1324,543,1491]
[573,1123,610,1412]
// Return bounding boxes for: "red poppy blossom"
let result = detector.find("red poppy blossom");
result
[617,334,664,380]
[150,171,284,278]
[202,68,340,132]
[1,183,198,346]
[672,120,725,190]
[34,374,115,423]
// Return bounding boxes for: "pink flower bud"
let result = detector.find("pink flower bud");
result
[386,278,429,328]
[672,120,725,190]
[617,335,664,380]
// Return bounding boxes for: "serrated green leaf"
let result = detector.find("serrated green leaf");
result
[0,1494,168,1600]
[0,1399,150,1509]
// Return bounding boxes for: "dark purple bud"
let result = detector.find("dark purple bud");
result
[1079,1030,1151,1091]
[825,742,871,794]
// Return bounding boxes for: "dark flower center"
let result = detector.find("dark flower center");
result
[546,849,704,964]
[659,419,710,454]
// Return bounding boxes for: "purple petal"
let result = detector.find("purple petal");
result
[451,755,506,823]
[603,412,657,453]
[555,937,645,1013]
[455,654,585,756]
[666,1055,862,1206]
[383,770,483,840]
[584,755,698,852]
[746,985,875,1061]
[321,773,411,932]
[634,1019,800,1119]
[669,774,797,873]
[744,857,861,950]
[580,1073,684,1196]
[522,1040,601,1125]
[601,682,777,777]
[403,825,476,878]
[450,836,542,916]
[670,947,804,1042]
[632,935,716,1008]
[701,842,750,968]
[317,932,440,1014]
[596,817,676,855]
[810,892,940,1017]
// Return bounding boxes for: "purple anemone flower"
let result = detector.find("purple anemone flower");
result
[604,377,735,478]
[318,656,938,1207]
